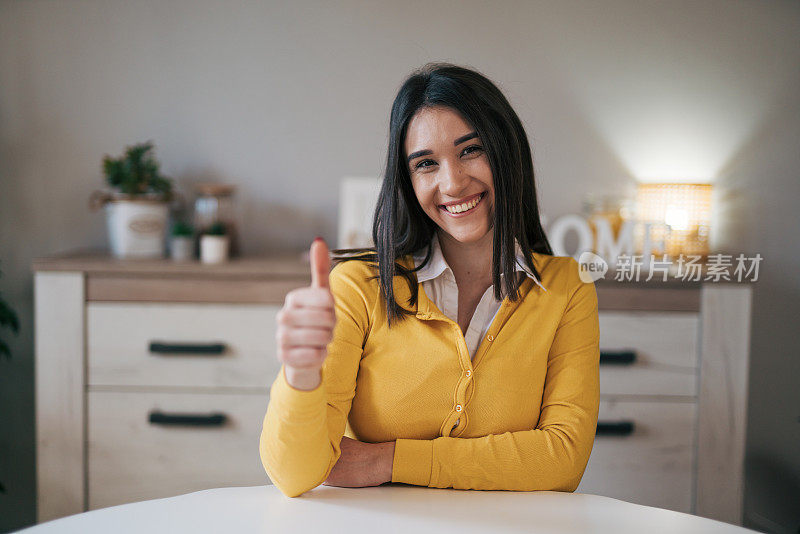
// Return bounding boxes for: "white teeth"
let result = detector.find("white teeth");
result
[444,194,481,214]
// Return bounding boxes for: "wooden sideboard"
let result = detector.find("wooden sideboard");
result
[32,250,752,527]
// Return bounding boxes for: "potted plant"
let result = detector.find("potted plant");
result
[200,221,230,263]
[89,141,176,258]
[170,221,195,262]
[200,221,229,264]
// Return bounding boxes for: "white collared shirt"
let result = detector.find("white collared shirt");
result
[412,234,547,360]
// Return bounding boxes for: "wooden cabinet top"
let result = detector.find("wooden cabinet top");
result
[31,248,742,287]
[32,249,312,279]
[31,249,756,312]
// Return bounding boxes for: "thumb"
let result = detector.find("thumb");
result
[310,237,331,289]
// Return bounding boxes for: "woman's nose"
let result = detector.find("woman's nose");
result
[437,160,470,197]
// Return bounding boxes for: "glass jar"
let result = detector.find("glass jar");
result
[582,193,635,254]
[193,183,240,257]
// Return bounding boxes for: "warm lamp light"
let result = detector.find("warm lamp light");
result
[635,183,712,259]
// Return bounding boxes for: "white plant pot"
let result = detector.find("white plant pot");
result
[200,235,229,264]
[105,200,169,259]
[170,236,195,262]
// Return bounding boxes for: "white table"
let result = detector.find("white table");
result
[18,485,756,533]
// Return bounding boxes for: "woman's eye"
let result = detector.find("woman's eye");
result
[413,145,483,171]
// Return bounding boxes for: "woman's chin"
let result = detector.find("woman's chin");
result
[438,225,493,244]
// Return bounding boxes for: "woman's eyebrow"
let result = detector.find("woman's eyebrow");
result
[407,131,479,164]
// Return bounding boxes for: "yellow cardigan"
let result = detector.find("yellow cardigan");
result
[259,252,600,498]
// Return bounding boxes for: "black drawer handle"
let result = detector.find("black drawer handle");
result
[596,420,635,436]
[148,411,228,427]
[149,342,226,355]
[599,350,637,365]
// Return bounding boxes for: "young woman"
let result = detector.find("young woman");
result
[260,62,600,498]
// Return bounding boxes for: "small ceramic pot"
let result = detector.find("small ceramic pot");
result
[104,199,169,259]
[170,236,194,262]
[200,235,229,264]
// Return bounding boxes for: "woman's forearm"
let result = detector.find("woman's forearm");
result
[322,438,396,487]
[260,366,334,497]
[378,441,396,483]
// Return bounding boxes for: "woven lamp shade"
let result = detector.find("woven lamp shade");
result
[634,183,712,258]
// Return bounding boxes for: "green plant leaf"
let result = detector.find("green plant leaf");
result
[205,221,227,236]
[171,221,194,237]
[101,141,173,198]
[0,299,20,334]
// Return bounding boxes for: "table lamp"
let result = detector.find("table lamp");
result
[634,183,712,260]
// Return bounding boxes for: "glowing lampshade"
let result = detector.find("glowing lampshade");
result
[635,183,712,258]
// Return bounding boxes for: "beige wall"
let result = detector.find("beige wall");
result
[1,1,798,531]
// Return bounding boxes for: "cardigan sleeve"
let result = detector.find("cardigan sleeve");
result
[258,262,369,498]
[391,263,600,492]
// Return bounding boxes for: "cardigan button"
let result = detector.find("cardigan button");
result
[465,370,471,378]
[455,404,462,412]
[487,334,494,342]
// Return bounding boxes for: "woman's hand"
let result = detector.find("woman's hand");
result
[276,237,336,391]
[323,437,396,488]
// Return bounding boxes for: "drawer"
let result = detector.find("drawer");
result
[87,390,270,510]
[598,311,699,396]
[87,302,281,388]
[576,398,696,514]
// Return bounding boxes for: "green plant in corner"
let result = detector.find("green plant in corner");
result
[0,260,20,361]
[101,141,173,200]
[0,260,13,496]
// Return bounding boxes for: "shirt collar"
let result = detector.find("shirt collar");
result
[412,234,547,292]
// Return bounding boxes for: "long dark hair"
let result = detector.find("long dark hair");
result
[331,62,552,327]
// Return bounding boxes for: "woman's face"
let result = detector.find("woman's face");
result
[404,106,494,244]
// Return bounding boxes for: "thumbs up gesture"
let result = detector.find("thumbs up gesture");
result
[276,237,337,390]
[310,236,331,289]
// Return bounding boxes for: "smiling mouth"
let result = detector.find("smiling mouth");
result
[439,192,485,215]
